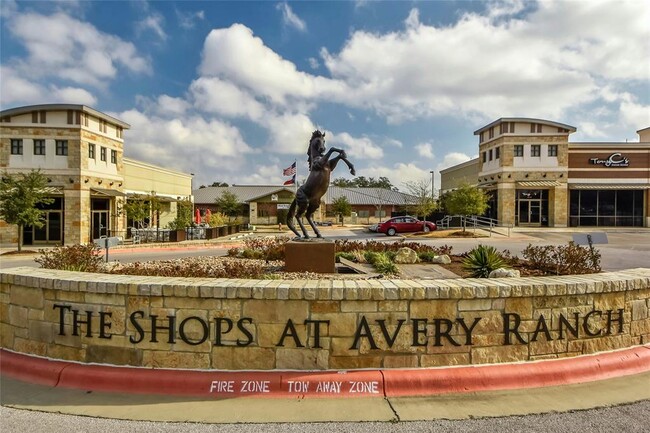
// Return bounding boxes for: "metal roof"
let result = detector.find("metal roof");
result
[193,186,296,204]
[193,185,417,206]
[324,187,417,206]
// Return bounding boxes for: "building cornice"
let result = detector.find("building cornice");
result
[0,104,130,129]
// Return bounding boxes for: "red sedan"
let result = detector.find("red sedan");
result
[377,216,437,236]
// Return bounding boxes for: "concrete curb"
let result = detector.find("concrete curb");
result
[2,345,649,399]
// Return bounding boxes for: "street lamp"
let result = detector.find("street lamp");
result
[429,170,435,201]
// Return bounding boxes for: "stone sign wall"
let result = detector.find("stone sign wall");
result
[1,267,649,370]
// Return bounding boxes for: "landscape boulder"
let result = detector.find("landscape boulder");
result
[431,254,451,264]
[394,247,419,264]
[489,268,521,278]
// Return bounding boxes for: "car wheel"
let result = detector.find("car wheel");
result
[387,228,396,236]
[423,225,430,233]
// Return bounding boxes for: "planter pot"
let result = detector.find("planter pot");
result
[169,229,186,242]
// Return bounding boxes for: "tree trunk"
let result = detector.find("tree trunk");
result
[17,224,23,252]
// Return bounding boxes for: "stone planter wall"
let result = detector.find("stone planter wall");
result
[1,267,648,370]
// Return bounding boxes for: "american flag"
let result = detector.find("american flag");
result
[283,175,295,186]
[283,162,296,176]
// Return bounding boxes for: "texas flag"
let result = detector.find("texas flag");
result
[283,175,295,185]
[283,162,296,176]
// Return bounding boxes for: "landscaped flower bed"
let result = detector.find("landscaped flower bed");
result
[35,237,602,279]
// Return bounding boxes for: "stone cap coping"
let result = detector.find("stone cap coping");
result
[1,267,649,300]
[1,346,648,398]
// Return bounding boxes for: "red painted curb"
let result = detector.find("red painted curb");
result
[2,346,649,398]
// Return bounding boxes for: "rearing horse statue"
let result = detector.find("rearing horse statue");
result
[286,130,356,239]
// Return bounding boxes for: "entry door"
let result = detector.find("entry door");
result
[92,211,108,240]
[518,200,542,226]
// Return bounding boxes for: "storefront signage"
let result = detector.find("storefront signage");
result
[52,304,625,348]
[277,203,290,210]
[589,153,630,167]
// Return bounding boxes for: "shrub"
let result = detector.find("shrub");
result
[522,242,601,275]
[229,237,289,261]
[462,245,506,278]
[335,239,452,256]
[372,253,399,275]
[335,252,355,262]
[418,251,437,262]
[109,257,274,279]
[35,243,104,272]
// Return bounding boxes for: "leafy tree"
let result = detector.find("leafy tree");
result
[441,183,489,231]
[123,195,148,228]
[210,181,230,187]
[215,190,241,222]
[404,178,437,222]
[0,170,53,251]
[168,198,193,229]
[331,196,352,225]
[331,176,397,190]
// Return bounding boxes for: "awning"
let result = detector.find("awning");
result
[42,186,64,194]
[125,192,177,202]
[90,188,126,197]
[570,184,650,190]
[517,181,561,188]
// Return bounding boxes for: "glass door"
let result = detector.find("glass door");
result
[518,200,542,226]
[92,211,108,240]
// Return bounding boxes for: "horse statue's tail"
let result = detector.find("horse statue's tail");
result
[285,198,300,238]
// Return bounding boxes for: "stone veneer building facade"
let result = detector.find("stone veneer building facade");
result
[441,118,650,228]
[0,104,192,246]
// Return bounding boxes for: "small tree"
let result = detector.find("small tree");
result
[0,170,53,251]
[441,183,489,231]
[123,195,148,228]
[215,191,241,222]
[404,178,437,223]
[332,196,352,225]
[168,198,193,230]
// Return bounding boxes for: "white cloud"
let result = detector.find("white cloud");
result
[361,163,431,189]
[277,2,307,32]
[308,57,320,69]
[116,108,253,182]
[415,142,434,159]
[330,132,383,160]
[177,9,205,29]
[136,13,167,41]
[620,100,650,133]
[0,66,96,107]
[199,24,345,106]
[189,77,265,120]
[6,11,151,90]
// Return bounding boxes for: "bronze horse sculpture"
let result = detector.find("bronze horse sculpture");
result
[286,130,356,239]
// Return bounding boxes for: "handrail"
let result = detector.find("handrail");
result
[437,215,512,237]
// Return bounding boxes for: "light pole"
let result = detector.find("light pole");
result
[429,170,435,201]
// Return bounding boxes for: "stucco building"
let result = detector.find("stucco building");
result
[0,104,192,246]
[441,118,650,227]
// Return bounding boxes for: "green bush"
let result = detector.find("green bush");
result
[418,251,437,262]
[372,253,399,275]
[522,242,601,275]
[462,245,506,278]
[335,252,356,262]
[35,243,104,272]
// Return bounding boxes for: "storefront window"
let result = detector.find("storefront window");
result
[569,190,644,227]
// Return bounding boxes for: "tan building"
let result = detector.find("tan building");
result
[440,118,650,227]
[440,158,480,194]
[0,104,192,246]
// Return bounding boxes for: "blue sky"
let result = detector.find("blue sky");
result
[1,0,649,190]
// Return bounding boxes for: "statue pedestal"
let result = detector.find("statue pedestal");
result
[285,240,336,273]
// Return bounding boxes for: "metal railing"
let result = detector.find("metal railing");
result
[436,215,513,237]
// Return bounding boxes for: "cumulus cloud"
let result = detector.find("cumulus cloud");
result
[199,24,345,106]
[277,2,307,32]
[415,142,434,159]
[0,66,97,107]
[6,11,151,90]
[330,132,384,160]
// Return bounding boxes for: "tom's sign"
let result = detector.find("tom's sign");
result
[52,304,625,349]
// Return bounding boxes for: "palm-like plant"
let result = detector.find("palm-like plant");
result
[462,245,506,278]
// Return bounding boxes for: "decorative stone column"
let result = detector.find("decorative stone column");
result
[550,184,568,227]
[64,188,90,244]
[497,183,516,226]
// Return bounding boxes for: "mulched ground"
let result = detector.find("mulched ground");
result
[1,250,39,256]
